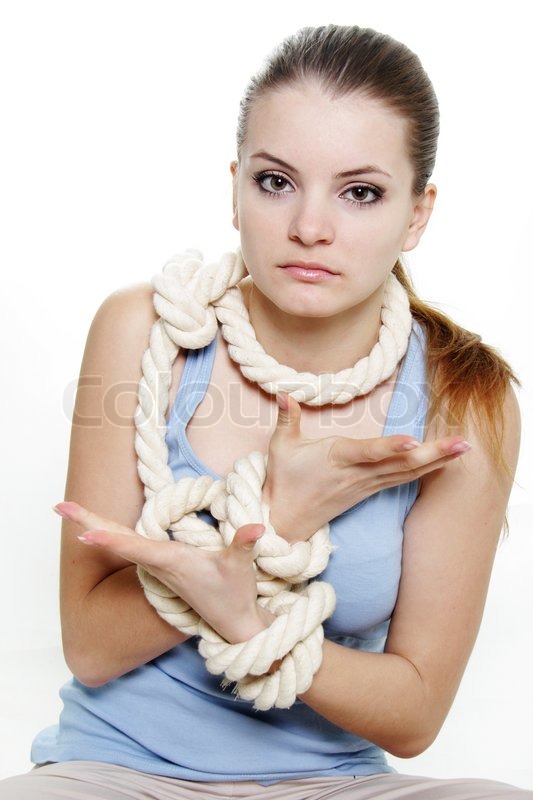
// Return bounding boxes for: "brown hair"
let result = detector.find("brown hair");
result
[237,24,517,462]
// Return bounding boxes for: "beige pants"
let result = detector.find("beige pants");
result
[0,761,532,799]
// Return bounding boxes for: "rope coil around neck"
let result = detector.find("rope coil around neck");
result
[134,248,412,709]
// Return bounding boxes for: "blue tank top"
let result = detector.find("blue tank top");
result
[31,323,428,783]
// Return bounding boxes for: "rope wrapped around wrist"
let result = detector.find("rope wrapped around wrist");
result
[136,451,336,710]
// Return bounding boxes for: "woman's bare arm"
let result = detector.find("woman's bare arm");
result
[60,284,187,687]
[299,388,520,757]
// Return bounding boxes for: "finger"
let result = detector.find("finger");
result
[390,435,472,470]
[53,501,133,536]
[332,434,421,467]
[78,527,166,568]
[378,447,470,488]
[274,392,302,438]
[372,436,472,485]
[334,434,471,469]
[227,524,265,561]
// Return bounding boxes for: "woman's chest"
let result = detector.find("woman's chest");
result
[173,335,397,479]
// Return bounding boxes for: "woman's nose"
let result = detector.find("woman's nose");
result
[288,195,334,246]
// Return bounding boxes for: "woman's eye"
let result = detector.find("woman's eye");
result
[254,172,293,194]
[343,184,383,205]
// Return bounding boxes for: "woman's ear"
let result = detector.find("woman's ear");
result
[402,183,437,252]
[230,160,239,231]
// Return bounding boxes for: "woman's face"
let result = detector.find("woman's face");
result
[232,81,435,322]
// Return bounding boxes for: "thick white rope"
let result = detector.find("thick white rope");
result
[134,249,412,709]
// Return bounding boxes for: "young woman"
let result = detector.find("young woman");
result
[1,24,529,800]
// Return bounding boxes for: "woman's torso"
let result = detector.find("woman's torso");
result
[31,304,428,782]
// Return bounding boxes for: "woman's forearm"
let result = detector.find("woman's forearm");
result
[61,564,187,687]
[299,640,434,758]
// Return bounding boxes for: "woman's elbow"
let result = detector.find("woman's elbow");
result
[62,638,117,688]
[385,721,440,759]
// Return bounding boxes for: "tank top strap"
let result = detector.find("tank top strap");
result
[165,336,220,480]
[168,337,218,427]
[383,320,428,442]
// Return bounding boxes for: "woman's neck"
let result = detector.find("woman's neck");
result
[242,280,385,374]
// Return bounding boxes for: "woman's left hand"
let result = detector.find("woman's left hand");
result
[54,502,273,644]
[263,393,472,542]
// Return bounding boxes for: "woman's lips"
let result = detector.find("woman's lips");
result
[279,262,339,282]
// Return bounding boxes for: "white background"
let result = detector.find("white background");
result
[1,0,532,788]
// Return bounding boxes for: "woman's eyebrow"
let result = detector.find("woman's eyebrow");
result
[336,166,392,179]
[250,150,391,179]
[250,150,297,172]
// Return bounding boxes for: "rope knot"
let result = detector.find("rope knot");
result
[153,250,246,348]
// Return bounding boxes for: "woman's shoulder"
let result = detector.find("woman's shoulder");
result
[90,281,157,333]
[81,281,158,381]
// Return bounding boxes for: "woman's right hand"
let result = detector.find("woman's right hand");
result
[55,502,273,645]
[263,393,472,543]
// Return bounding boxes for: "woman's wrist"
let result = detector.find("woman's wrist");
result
[222,603,276,645]
[263,482,318,542]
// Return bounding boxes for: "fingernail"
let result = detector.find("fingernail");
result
[276,392,289,411]
[77,534,97,545]
[53,504,70,519]
[449,440,472,455]
[401,440,420,451]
